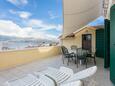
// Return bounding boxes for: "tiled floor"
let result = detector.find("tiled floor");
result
[0,55,113,86]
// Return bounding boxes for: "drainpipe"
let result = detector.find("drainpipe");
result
[104,0,112,68]
[106,0,113,19]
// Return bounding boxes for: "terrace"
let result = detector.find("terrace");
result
[0,0,114,86]
[0,49,113,86]
[0,46,113,86]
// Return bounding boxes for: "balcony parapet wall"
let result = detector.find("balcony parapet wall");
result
[0,46,61,70]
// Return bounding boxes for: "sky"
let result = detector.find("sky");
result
[0,0,63,40]
[88,16,104,27]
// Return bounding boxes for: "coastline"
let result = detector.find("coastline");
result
[0,47,37,52]
[0,46,58,53]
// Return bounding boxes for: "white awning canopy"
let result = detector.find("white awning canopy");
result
[63,0,103,37]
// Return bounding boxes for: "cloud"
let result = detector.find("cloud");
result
[27,19,63,31]
[57,24,63,32]
[9,10,31,19]
[18,11,31,19]
[0,20,58,40]
[48,11,59,19]
[7,0,28,6]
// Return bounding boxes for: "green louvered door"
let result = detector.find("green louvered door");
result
[110,5,115,84]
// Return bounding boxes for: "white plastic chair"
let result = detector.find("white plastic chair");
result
[35,66,97,85]
[5,74,55,86]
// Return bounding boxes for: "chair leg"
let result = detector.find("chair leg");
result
[62,58,64,64]
[70,57,73,61]
[67,58,70,66]
[94,57,96,65]
[77,58,79,68]
[62,55,64,64]
[72,57,74,61]
[75,57,77,64]
[85,59,88,68]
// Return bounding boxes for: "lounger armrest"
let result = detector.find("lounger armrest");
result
[65,66,97,83]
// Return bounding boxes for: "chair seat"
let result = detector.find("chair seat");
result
[65,54,72,57]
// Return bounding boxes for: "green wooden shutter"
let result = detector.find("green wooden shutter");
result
[96,29,104,58]
[104,19,110,68]
[110,4,115,84]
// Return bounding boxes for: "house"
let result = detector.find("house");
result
[60,0,115,85]
[61,0,104,56]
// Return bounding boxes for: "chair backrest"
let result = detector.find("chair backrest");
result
[87,50,96,57]
[77,48,83,56]
[77,48,88,57]
[82,49,89,56]
[91,51,96,57]
[71,45,77,54]
[61,46,69,55]
[71,45,77,50]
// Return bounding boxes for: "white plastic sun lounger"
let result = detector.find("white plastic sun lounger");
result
[5,74,55,86]
[35,66,97,85]
[5,66,97,86]
[5,73,83,86]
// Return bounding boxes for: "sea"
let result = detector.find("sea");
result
[0,41,48,51]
